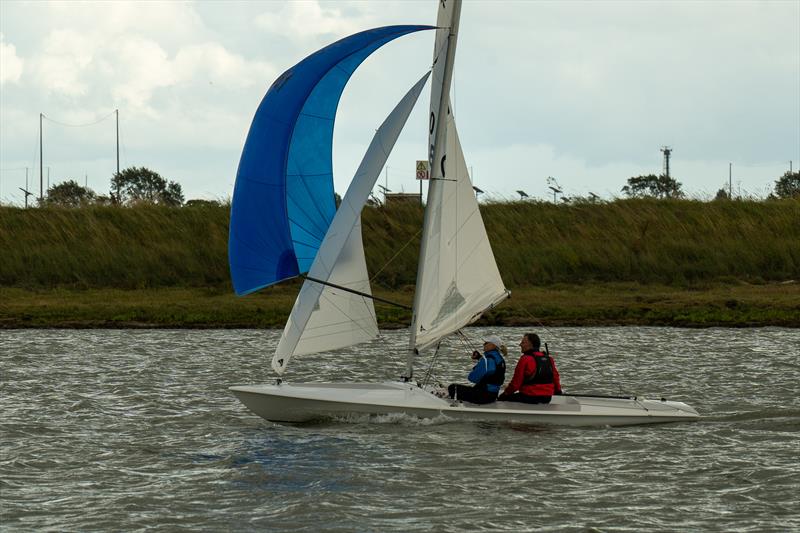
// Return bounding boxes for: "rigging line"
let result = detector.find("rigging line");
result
[421,341,443,388]
[368,226,423,282]
[42,110,117,128]
[301,274,411,310]
[515,304,569,354]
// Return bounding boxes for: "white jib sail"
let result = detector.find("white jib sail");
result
[412,113,509,351]
[272,71,431,374]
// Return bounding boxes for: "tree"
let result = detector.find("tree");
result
[42,180,96,207]
[714,188,730,201]
[773,170,799,199]
[622,174,684,199]
[111,166,184,206]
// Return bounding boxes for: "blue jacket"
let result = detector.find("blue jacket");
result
[468,349,506,394]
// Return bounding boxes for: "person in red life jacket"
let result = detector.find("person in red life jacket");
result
[447,335,506,404]
[498,333,562,404]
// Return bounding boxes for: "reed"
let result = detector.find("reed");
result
[1,199,798,289]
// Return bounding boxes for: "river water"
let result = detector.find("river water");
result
[1,327,798,532]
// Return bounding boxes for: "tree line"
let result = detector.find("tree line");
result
[41,167,192,208]
[619,170,798,201]
[36,166,800,208]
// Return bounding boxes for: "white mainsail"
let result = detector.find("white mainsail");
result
[272,72,431,374]
[408,0,508,357]
[405,0,462,379]
[413,114,509,350]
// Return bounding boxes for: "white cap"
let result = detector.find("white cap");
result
[482,335,504,349]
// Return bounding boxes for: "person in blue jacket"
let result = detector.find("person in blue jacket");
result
[447,335,507,404]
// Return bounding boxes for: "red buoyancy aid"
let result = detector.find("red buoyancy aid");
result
[520,351,558,396]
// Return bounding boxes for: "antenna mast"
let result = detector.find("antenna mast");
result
[661,146,672,178]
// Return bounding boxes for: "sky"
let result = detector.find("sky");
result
[1,0,798,206]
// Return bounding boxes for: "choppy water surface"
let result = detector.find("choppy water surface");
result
[1,327,798,532]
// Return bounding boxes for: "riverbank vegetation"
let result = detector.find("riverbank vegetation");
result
[1,199,798,328]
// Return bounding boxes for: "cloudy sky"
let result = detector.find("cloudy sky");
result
[1,0,798,206]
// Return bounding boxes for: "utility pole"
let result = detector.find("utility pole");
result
[39,113,43,204]
[115,109,120,176]
[729,163,733,199]
[661,146,672,178]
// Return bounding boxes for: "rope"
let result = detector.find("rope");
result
[369,226,423,282]
[513,303,567,351]
[42,110,117,128]
[421,342,442,387]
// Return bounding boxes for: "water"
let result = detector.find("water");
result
[1,327,798,532]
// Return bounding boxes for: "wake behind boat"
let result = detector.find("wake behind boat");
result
[227,0,699,427]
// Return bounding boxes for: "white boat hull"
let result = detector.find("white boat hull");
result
[230,382,700,427]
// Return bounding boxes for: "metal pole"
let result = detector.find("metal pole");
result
[115,109,120,176]
[39,113,43,204]
[729,163,732,199]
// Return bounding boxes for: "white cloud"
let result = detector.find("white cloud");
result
[255,1,365,42]
[30,29,94,97]
[0,34,24,85]
[0,0,796,204]
[173,43,275,89]
[110,36,176,112]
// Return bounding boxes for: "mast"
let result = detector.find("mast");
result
[405,0,462,380]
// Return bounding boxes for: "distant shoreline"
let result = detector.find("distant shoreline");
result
[2,283,797,329]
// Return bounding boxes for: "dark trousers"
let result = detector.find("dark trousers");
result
[503,393,552,404]
[448,384,497,404]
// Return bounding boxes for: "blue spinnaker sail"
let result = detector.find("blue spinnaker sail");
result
[229,25,433,296]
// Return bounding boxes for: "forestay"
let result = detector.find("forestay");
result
[273,72,432,374]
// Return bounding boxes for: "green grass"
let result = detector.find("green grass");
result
[1,283,797,328]
[1,199,798,328]
[2,199,798,290]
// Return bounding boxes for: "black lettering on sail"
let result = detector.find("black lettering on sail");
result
[429,112,435,135]
[440,155,446,178]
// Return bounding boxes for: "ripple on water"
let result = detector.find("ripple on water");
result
[1,327,799,532]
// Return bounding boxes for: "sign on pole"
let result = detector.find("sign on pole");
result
[415,160,430,180]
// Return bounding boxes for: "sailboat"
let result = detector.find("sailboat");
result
[228,1,699,427]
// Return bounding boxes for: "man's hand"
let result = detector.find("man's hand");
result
[471,350,481,360]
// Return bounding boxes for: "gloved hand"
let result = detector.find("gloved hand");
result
[471,350,481,360]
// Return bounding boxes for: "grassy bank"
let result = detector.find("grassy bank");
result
[2,283,798,329]
[2,200,798,328]
[1,199,798,290]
